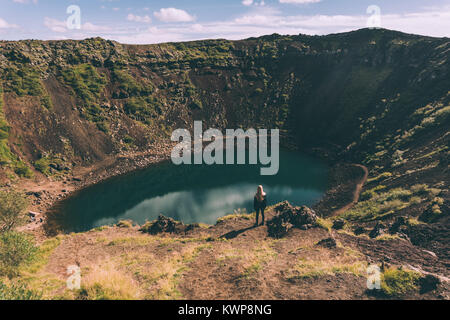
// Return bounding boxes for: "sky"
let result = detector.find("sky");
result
[0,0,449,44]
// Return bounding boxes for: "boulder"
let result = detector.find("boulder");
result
[140,215,181,235]
[316,237,337,249]
[267,201,318,238]
[267,214,292,239]
[332,219,346,230]
[273,201,292,214]
[369,222,386,239]
[26,191,42,198]
[419,274,440,294]
[290,206,318,228]
[354,226,367,235]
[389,216,408,234]
[139,215,200,235]
[419,204,444,223]
[274,201,317,227]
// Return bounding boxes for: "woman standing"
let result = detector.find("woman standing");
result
[254,185,267,226]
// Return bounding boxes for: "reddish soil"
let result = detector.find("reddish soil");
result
[37,208,449,300]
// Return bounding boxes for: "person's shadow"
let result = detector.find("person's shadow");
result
[219,225,258,240]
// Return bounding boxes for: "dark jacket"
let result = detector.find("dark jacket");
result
[254,195,267,211]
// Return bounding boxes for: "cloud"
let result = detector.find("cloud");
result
[44,17,110,33]
[94,5,450,45]
[279,0,321,3]
[127,14,152,23]
[0,18,19,29]
[36,5,450,44]
[153,8,195,23]
[13,0,38,3]
[43,18,67,33]
[243,0,266,7]
[82,22,110,32]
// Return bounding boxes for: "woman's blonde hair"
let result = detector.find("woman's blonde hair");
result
[255,185,266,202]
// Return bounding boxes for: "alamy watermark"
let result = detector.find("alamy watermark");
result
[367,5,382,29]
[66,265,81,290]
[67,5,81,30]
[171,121,280,176]
[366,264,381,290]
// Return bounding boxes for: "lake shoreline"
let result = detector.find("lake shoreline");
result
[17,141,341,241]
[17,143,174,241]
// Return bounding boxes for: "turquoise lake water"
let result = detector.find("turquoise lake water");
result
[50,150,328,232]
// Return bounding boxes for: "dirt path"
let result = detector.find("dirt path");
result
[332,164,369,216]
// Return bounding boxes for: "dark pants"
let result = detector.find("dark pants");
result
[256,208,265,225]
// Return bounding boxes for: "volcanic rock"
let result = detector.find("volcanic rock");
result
[332,219,346,230]
[316,237,337,249]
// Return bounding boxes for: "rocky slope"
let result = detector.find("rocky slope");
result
[0,28,448,176]
[0,28,448,299]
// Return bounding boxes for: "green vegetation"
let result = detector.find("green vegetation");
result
[391,102,450,149]
[0,231,37,278]
[240,263,262,279]
[4,66,44,97]
[61,64,107,105]
[0,85,10,142]
[0,191,37,280]
[360,185,386,201]
[61,64,109,131]
[111,67,153,98]
[420,196,445,222]
[33,155,68,177]
[189,99,203,110]
[0,190,28,232]
[0,281,42,300]
[84,104,108,132]
[381,268,421,297]
[410,184,441,197]
[168,40,234,66]
[3,65,52,110]
[287,259,366,280]
[0,85,31,177]
[33,157,51,175]
[40,94,53,110]
[367,172,393,184]
[217,208,255,223]
[122,135,135,145]
[315,217,333,233]
[116,220,133,228]
[340,185,440,222]
[75,262,140,300]
[13,162,33,178]
[124,96,162,124]
[22,237,62,274]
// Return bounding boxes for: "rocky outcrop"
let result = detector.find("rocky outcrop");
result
[389,216,408,234]
[419,274,441,294]
[140,215,180,235]
[332,219,346,230]
[267,201,318,238]
[0,28,448,186]
[139,215,201,235]
[316,237,337,249]
[369,222,387,239]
